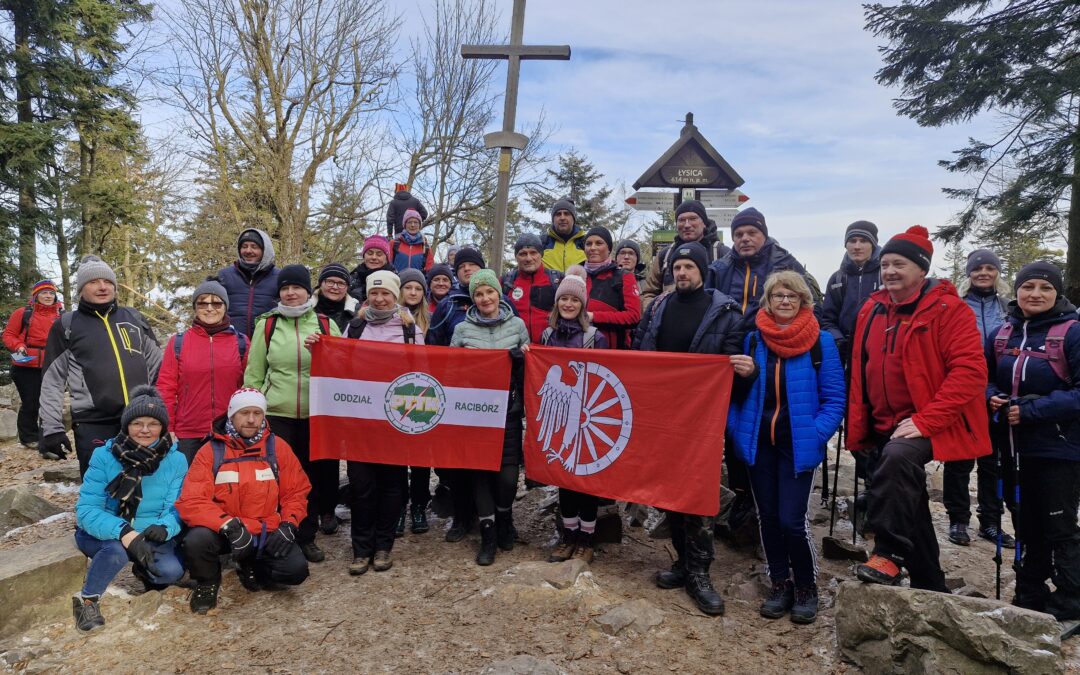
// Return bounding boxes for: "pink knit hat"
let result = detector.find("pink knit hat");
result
[362,235,392,258]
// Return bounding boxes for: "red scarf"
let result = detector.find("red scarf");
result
[755,306,819,358]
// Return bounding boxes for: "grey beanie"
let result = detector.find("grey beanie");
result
[616,239,642,263]
[193,279,230,310]
[397,267,428,293]
[76,255,117,296]
[845,220,879,247]
[550,198,577,223]
[120,385,169,438]
[514,232,544,254]
[966,248,1002,276]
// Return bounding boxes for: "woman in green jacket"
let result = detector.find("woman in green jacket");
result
[451,269,529,566]
[245,264,340,563]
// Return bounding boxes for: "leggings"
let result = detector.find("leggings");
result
[474,463,519,519]
[558,488,598,522]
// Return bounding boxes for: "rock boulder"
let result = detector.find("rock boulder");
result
[0,486,64,535]
[0,536,85,639]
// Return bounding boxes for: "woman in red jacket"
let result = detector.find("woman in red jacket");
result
[582,227,641,349]
[2,279,62,449]
[156,280,248,463]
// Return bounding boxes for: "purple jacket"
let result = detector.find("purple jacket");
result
[540,319,608,350]
[344,311,425,345]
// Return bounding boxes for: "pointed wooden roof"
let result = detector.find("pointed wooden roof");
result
[633,113,744,190]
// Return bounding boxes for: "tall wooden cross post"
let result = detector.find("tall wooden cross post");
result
[462,0,570,273]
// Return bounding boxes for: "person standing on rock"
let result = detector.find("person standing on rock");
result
[3,279,63,449]
[391,209,434,273]
[540,199,586,273]
[348,235,396,304]
[633,241,753,616]
[582,227,641,350]
[177,388,311,615]
[728,271,846,624]
[540,267,608,564]
[72,385,186,631]
[502,233,564,344]
[39,256,162,474]
[986,262,1080,620]
[216,229,280,338]
[847,226,990,592]
[640,200,729,310]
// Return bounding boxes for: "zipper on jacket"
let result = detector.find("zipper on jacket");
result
[295,320,302,417]
[209,334,216,419]
[97,311,131,404]
[742,266,751,313]
[880,316,896,421]
[770,357,782,445]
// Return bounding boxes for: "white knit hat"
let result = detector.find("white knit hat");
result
[228,387,267,418]
[366,270,401,299]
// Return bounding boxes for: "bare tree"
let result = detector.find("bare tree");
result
[162,0,400,261]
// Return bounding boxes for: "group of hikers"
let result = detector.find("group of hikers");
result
[4,192,1078,634]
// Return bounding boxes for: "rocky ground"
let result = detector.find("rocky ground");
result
[1,438,1079,674]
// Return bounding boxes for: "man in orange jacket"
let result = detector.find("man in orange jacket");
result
[846,226,990,591]
[176,388,311,614]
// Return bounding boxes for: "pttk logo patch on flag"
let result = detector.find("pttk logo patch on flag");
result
[525,345,733,516]
[309,337,511,470]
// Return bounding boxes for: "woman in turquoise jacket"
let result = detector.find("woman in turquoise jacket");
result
[728,271,845,626]
[72,385,187,632]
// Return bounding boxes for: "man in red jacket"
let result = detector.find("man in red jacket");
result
[847,225,990,591]
[501,233,563,343]
[176,388,311,614]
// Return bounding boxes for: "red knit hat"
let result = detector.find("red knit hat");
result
[881,225,933,272]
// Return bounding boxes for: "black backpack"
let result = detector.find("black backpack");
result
[210,435,279,481]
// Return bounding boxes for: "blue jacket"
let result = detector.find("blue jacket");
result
[820,251,881,358]
[427,288,474,347]
[217,229,280,338]
[728,330,846,474]
[964,290,1008,345]
[708,239,816,315]
[76,439,187,541]
[633,288,745,355]
[986,298,1080,461]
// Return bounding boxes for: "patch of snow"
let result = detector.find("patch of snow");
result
[42,482,81,494]
[2,512,73,538]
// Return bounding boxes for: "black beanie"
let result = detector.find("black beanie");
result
[584,227,613,252]
[278,264,313,294]
[675,200,709,227]
[317,262,351,286]
[121,385,169,438]
[514,233,544,254]
[845,220,879,247]
[668,241,709,279]
[453,247,486,274]
[1014,261,1063,295]
[731,207,768,238]
[238,230,264,250]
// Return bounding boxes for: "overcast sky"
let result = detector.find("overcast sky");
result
[388,0,998,282]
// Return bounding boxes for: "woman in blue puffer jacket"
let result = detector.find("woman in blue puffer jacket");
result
[72,385,187,632]
[728,271,845,626]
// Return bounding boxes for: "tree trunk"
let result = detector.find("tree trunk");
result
[14,1,38,290]
[53,178,71,307]
[1068,107,1080,301]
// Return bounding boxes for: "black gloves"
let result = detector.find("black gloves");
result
[125,533,162,576]
[221,518,255,561]
[39,432,71,460]
[142,524,169,543]
[264,522,298,558]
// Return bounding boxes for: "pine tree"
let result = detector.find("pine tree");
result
[526,150,625,232]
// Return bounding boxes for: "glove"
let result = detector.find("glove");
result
[220,518,255,561]
[124,533,162,577]
[264,521,298,558]
[39,432,72,460]
[142,524,169,543]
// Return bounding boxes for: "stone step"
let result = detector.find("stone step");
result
[0,536,85,639]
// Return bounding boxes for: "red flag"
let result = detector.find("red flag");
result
[309,337,510,470]
[524,345,733,516]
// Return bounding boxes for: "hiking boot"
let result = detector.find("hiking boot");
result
[445,519,468,543]
[476,520,496,566]
[978,525,1016,549]
[548,529,577,563]
[1046,591,1080,622]
[571,532,594,564]
[349,556,370,576]
[22,440,37,450]
[495,512,515,552]
[948,523,971,546]
[759,579,794,619]
[236,564,262,592]
[856,554,903,586]
[72,595,105,632]
[132,564,169,593]
[372,550,393,572]
[300,541,325,563]
[395,508,407,538]
[685,571,725,616]
[790,585,819,624]
[319,512,339,535]
[190,584,219,615]
[655,561,687,589]
[410,504,429,534]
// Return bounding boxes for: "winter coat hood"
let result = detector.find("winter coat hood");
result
[236,229,276,274]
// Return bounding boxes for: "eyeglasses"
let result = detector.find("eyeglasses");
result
[676,216,703,225]
[322,280,348,289]
[196,301,225,309]
[129,420,163,431]
[769,293,799,304]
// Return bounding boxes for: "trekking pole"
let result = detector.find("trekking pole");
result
[992,411,1004,600]
[1008,401,1022,592]
[829,425,843,537]
[852,462,859,545]
[820,454,830,506]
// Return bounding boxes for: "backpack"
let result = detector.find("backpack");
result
[210,434,279,482]
[992,319,1076,389]
[263,313,332,351]
[20,303,64,345]
[540,326,598,349]
[173,327,248,365]
[347,315,416,343]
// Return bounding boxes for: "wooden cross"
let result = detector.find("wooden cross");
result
[462,0,570,272]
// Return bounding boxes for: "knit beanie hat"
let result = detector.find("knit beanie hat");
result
[881,225,934,272]
[615,239,642,264]
[401,209,423,228]
[675,200,709,227]
[584,227,613,251]
[398,267,428,293]
[468,268,501,297]
[193,279,230,310]
[32,279,57,298]
[514,232,544,254]
[318,262,351,286]
[555,265,588,305]
[120,385,169,437]
[966,248,1002,276]
[366,270,401,299]
[550,198,577,223]
[730,208,768,238]
[1014,261,1063,295]
[277,264,313,295]
[427,263,454,286]
[76,255,117,295]
[238,230,264,251]
[228,387,267,418]
[362,235,392,258]
[845,220,879,247]
[454,247,486,274]
[668,241,709,278]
